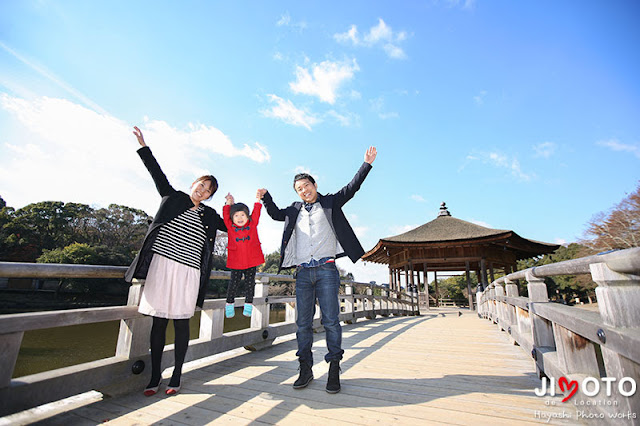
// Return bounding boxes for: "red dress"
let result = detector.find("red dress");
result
[223,203,265,270]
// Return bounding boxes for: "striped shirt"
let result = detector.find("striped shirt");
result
[152,206,206,270]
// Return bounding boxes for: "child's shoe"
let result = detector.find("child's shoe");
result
[243,303,253,317]
[225,303,235,318]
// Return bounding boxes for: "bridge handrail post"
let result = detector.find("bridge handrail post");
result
[493,282,505,329]
[487,284,496,321]
[245,277,275,351]
[0,330,23,388]
[504,278,518,337]
[476,286,484,318]
[365,285,375,320]
[526,270,555,376]
[251,277,271,330]
[344,284,355,324]
[115,278,152,359]
[590,261,640,415]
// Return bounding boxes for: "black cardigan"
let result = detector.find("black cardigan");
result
[262,162,372,272]
[125,146,227,308]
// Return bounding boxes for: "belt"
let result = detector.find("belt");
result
[299,257,335,268]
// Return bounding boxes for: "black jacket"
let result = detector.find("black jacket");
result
[125,146,227,308]
[262,162,372,272]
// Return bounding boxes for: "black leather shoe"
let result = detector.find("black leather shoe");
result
[326,360,341,394]
[293,360,313,389]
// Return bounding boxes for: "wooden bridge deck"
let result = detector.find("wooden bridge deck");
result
[11,309,576,425]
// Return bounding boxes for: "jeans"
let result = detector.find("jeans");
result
[295,261,344,364]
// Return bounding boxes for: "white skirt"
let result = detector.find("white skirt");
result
[138,254,200,319]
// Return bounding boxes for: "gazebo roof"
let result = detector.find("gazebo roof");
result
[383,215,510,243]
[362,203,560,266]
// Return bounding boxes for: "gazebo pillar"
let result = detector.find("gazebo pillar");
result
[404,265,409,293]
[434,270,439,307]
[480,258,489,289]
[466,261,474,311]
[423,262,429,309]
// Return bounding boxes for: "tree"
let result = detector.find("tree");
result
[1,201,93,261]
[581,182,640,253]
[258,250,281,274]
[0,196,16,260]
[36,242,130,296]
[517,243,595,302]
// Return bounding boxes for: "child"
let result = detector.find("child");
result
[223,192,265,318]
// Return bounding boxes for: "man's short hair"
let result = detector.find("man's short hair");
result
[293,173,316,189]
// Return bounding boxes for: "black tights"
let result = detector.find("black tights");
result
[226,266,256,303]
[148,316,190,388]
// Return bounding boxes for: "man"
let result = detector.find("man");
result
[257,146,377,394]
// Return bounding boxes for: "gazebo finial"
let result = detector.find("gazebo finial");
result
[438,202,451,217]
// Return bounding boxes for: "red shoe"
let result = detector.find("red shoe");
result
[143,380,161,397]
[165,384,181,396]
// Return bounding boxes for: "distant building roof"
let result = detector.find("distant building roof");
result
[363,203,559,266]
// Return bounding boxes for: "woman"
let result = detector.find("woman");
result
[125,126,227,396]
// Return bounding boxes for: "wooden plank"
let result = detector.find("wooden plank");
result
[7,311,575,425]
[533,302,640,364]
[0,306,138,334]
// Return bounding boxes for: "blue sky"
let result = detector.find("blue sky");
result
[1,1,639,284]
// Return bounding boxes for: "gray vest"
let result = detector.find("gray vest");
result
[282,203,342,267]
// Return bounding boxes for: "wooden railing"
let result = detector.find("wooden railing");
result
[477,247,640,420]
[0,262,419,417]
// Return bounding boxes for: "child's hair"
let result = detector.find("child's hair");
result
[230,203,250,220]
[293,172,315,188]
[193,175,218,200]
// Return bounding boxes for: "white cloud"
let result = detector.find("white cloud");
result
[596,138,640,159]
[471,219,492,228]
[261,94,320,130]
[410,194,426,202]
[0,94,270,213]
[337,258,389,285]
[488,152,531,181]
[378,111,399,120]
[293,166,313,175]
[334,25,359,45]
[276,13,290,27]
[0,41,108,116]
[555,238,568,246]
[334,19,408,59]
[370,96,398,120]
[445,0,476,10]
[463,150,533,181]
[353,226,369,239]
[390,224,418,235]
[473,90,487,105]
[326,109,358,127]
[148,120,270,163]
[289,59,359,104]
[276,12,307,31]
[533,141,556,159]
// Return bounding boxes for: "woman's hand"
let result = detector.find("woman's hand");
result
[256,188,267,200]
[225,192,234,205]
[133,126,146,147]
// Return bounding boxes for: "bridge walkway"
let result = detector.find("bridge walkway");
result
[12,309,573,425]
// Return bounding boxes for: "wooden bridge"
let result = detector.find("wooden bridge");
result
[0,247,639,425]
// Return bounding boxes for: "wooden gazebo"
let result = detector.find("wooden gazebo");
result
[362,203,560,309]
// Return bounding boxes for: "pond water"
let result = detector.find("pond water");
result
[13,307,287,378]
